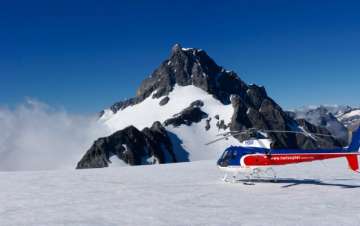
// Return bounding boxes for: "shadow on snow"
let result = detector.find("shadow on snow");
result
[167,131,190,162]
[235,178,360,189]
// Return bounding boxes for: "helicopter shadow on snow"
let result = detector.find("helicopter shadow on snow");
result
[236,178,360,189]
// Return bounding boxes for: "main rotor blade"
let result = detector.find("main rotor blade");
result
[216,129,333,138]
[208,129,335,146]
[206,130,256,145]
[205,135,232,145]
[261,130,334,137]
[216,130,249,137]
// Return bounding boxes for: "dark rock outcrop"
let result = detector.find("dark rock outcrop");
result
[107,44,248,114]
[205,118,211,131]
[190,100,204,108]
[216,120,228,130]
[164,101,208,127]
[159,96,170,106]
[76,122,179,169]
[229,90,340,149]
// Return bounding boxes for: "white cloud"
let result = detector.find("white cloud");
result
[0,99,109,171]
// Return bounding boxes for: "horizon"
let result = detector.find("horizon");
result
[1,0,360,113]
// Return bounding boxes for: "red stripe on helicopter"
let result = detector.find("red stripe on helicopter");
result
[243,153,356,166]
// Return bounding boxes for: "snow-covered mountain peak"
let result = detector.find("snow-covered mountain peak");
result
[79,45,343,169]
[292,105,354,117]
[288,105,360,146]
[171,43,182,53]
[289,106,348,144]
[338,108,360,131]
[104,44,249,116]
[171,43,203,54]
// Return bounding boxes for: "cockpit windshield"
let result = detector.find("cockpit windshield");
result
[223,150,237,160]
[218,148,238,167]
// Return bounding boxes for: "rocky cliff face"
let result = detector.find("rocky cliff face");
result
[295,119,342,149]
[230,87,298,149]
[101,44,248,115]
[288,106,354,146]
[83,44,344,169]
[77,122,181,169]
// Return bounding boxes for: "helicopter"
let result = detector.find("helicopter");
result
[206,127,360,184]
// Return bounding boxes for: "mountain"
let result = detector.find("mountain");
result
[289,105,360,145]
[337,108,360,131]
[77,44,342,169]
[288,106,349,145]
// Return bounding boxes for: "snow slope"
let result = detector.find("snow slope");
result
[338,109,360,130]
[1,159,360,226]
[100,85,266,161]
[100,85,232,133]
[338,109,360,119]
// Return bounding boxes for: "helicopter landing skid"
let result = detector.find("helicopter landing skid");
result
[222,167,278,185]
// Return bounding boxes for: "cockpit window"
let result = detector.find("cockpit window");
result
[218,149,239,167]
[222,150,228,158]
[221,149,237,161]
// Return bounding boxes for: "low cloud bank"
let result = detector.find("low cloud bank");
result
[0,99,109,171]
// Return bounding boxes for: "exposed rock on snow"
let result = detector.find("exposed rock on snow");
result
[77,122,182,169]
[216,120,227,130]
[189,100,204,108]
[159,96,170,106]
[205,118,211,131]
[164,101,208,127]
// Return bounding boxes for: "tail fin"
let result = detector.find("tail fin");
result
[348,127,360,152]
[346,155,359,172]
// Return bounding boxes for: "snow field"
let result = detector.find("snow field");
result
[1,158,360,226]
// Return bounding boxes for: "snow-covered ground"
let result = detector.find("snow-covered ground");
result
[1,158,360,226]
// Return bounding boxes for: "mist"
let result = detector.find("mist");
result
[0,99,109,171]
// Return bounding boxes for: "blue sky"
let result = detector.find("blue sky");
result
[1,0,359,113]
